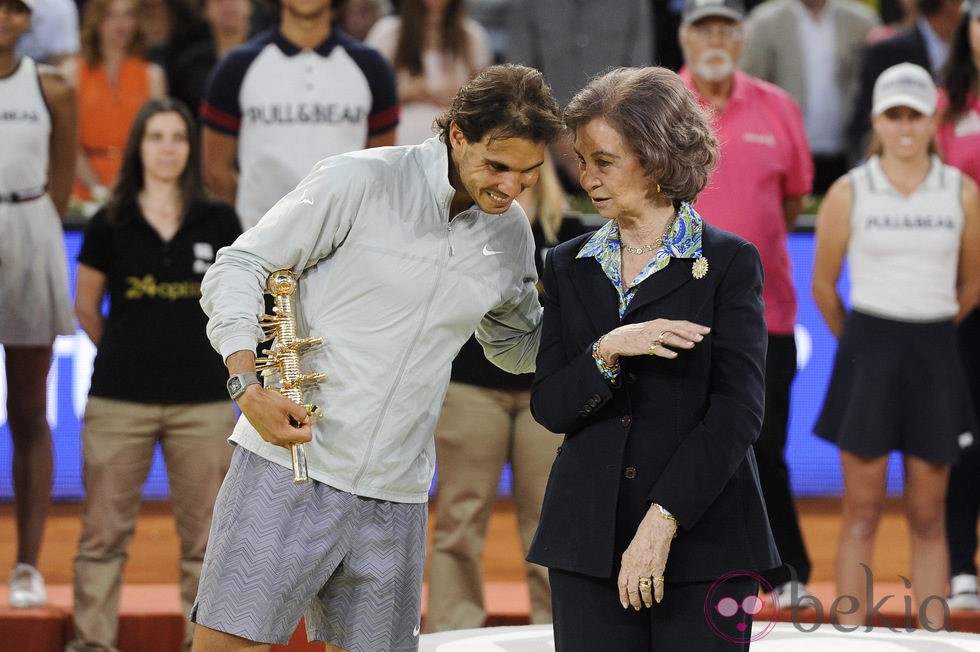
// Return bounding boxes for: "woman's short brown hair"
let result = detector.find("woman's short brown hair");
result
[564,66,718,203]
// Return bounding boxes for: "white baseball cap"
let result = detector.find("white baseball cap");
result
[871,62,937,117]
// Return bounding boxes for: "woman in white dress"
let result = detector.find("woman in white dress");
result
[365,0,491,145]
[0,0,77,608]
[813,62,980,629]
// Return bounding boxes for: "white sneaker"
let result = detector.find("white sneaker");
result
[8,563,46,608]
[949,574,980,611]
[772,580,815,609]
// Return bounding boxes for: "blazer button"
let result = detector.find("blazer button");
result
[556,446,563,455]
[624,466,637,479]
[621,415,631,427]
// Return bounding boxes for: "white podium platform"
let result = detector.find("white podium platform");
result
[420,622,980,651]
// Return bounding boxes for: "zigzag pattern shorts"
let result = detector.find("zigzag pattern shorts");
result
[191,446,427,651]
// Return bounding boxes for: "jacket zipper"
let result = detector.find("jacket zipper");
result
[350,191,457,492]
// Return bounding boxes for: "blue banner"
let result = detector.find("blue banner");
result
[0,231,907,500]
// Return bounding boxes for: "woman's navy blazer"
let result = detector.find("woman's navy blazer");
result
[527,221,781,582]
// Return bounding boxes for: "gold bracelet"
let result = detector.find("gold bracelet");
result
[653,502,676,522]
[654,503,679,538]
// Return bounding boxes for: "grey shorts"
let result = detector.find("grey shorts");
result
[191,446,428,651]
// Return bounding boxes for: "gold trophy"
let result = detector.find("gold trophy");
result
[256,270,325,484]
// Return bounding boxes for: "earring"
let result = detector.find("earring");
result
[656,183,661,194]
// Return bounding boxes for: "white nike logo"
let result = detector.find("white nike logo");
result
[413,624,420,637]
[298,190,314,205]
[482,244,504,256]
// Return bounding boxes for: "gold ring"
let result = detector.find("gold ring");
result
[653,577,665,583]
[648,342,660,355]
[638,577,652,588]
[657,331,668,344]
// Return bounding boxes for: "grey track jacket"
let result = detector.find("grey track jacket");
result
[201,137,542,502]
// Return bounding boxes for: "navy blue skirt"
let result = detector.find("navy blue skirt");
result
[814,310,976,464]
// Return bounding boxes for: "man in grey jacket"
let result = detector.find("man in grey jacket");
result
[191,64,563,652]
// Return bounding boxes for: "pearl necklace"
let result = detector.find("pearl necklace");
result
[620,217,675,256]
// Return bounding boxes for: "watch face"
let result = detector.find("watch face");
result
[228,376,243,396]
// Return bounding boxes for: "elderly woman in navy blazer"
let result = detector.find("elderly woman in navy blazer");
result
[527,66,780,650]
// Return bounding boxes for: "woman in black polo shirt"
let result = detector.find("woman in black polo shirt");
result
[69,97,241,652]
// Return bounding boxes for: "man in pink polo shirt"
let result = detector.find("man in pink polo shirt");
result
[678,0,816,608]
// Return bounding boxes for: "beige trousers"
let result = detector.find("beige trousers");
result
[425,382,558,632]
[66,397,235,652]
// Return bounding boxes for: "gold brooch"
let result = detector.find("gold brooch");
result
[692,257,709,279]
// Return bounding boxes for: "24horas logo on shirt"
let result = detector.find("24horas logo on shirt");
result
[124,275,201,301]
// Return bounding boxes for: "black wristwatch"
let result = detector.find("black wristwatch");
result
[227,372,261,401]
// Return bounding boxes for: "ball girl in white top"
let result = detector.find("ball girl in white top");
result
[813,62,980,630]
[0,0,77,608]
